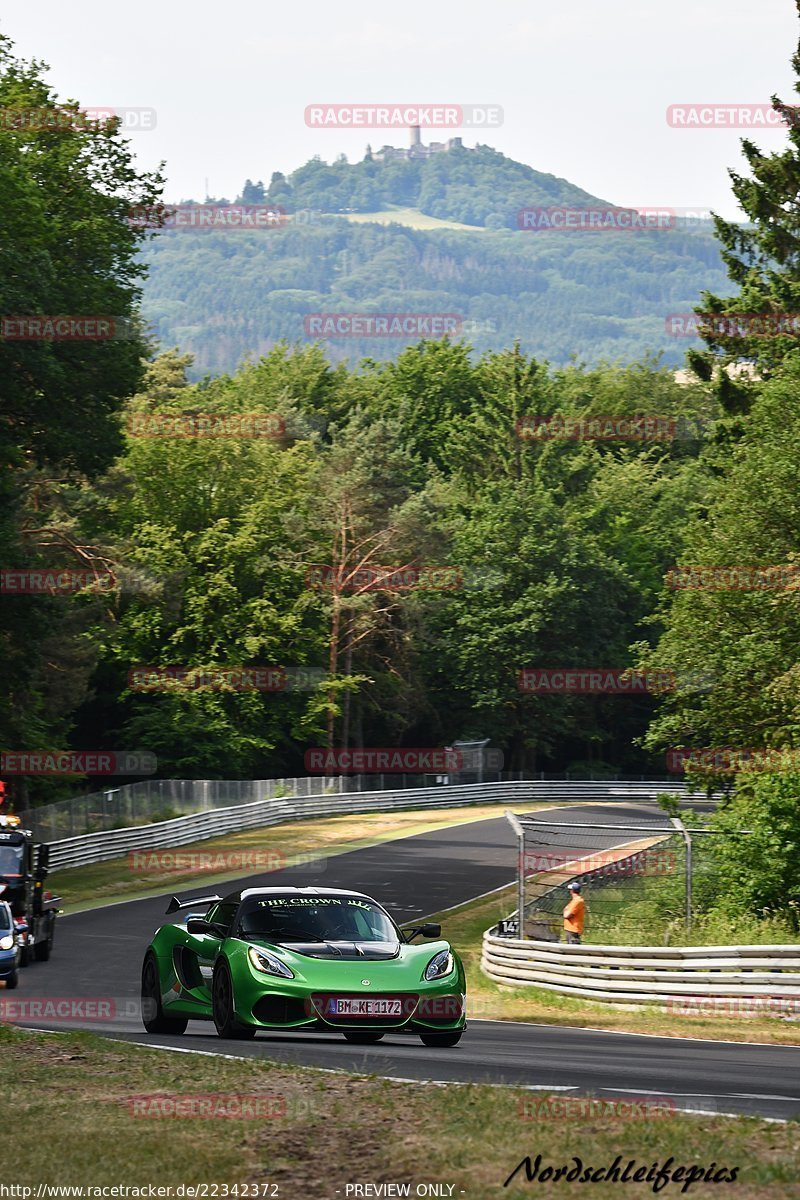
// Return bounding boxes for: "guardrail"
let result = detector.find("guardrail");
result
[45,779,698,871]
[481,933,800,1004]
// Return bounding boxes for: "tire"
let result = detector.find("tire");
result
[342,1031,385,1044]
[34,924,54,962]
[419,1031,463,1047]
[212,961,257,1039]
[141,952,188,1035]
[4,970,18,990]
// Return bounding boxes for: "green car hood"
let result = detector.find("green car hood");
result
[243,937,455,988]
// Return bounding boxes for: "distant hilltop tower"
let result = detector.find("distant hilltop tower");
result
[370,125,474,163]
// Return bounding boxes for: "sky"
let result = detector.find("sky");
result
[2,0,797,219]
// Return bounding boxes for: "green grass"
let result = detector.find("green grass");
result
[3,1025,799,1196]
[337,205,485,231]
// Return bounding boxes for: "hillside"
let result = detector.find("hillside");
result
[139,146,727,376]
[258,144,609,229]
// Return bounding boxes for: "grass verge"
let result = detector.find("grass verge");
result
[3,1025,798,1197]
[430,886,800,1046]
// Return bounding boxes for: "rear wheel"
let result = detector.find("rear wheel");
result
[419,1031,462,1047]
[342,1031,385,1044]
[212,962,257,1039]
[141,952,188,1035]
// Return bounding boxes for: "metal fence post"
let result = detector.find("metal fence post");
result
[670,816,692,933]
[505,810,526,940]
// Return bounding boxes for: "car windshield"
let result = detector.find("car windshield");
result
[0,845,23,878]
[239,895,398,945]
[0,905,10,932]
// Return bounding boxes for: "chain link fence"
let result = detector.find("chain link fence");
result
[13,777,345,842]
[12,771,690,843]
[501,814,733,945]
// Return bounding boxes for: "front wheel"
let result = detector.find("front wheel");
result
[419,1031,462,1047]
[212,962,257,1039]
[141,953,188,1035]
[5,970,18,990]
[342,1031,385,1044]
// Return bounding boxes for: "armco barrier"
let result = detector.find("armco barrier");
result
[44,779,698,871]
[480,933,800,1004]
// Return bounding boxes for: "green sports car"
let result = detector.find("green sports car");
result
[140,886,466,1046]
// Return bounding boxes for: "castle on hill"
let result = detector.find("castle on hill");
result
[368,124,475,162]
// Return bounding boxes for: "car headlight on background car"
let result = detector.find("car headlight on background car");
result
[247,946,294,979]
[424,949,454,981]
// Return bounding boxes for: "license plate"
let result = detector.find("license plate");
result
[332,998,402,1016]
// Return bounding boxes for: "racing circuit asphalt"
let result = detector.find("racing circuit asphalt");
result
[9,800,800,1121]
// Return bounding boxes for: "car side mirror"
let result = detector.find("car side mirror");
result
[186,918,227,937]
[401,921,442,942]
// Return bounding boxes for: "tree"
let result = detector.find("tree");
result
[641,354,800,782]
[0,34,163,798]
[239,178,265,203]
[688,3,800,411]
[708,772,800,927]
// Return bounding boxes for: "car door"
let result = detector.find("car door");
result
[177,900,238,1002]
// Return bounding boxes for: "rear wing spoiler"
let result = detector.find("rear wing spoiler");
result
[166,894,222,915]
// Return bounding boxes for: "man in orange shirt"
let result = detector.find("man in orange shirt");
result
[563,881,586,944]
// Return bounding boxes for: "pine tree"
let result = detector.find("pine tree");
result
[688,1,800,412]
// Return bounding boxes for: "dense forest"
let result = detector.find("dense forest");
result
[5,11,800,935]
[140,216,728,376]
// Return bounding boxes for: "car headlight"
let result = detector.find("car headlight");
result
[247,946,294,979]
[0,936,13,951]
[424,949,454,981]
